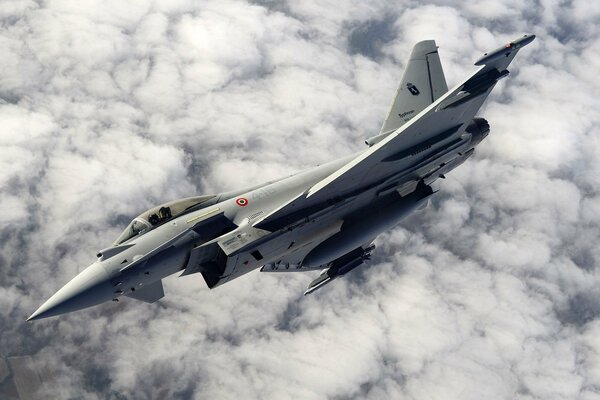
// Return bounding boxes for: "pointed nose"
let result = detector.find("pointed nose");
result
[28,263,114,321]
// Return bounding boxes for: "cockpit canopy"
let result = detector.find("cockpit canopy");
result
[114,195,216,245]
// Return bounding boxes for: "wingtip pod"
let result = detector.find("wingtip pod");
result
[474,34,536,66]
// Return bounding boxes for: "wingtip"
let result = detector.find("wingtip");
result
[520,34,536,46]
[474,34,536,66]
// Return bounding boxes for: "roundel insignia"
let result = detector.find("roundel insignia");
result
[235,197,249,207]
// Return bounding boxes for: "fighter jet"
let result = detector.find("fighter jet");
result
[28,34,535,321]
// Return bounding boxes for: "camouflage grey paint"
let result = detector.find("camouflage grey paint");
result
[28,35,535,321]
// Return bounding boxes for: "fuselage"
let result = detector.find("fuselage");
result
[27,118,488,321]
[28,33,536,321]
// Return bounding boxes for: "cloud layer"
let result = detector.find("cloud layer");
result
[1,0,600,399]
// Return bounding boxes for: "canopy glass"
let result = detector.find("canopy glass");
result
[114,195,216,245]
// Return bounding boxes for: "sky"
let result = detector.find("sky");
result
[1,0,600,399]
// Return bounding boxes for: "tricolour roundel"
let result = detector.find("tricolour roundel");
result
[235,197,249,207]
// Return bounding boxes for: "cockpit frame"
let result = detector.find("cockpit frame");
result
[114,195,216,245]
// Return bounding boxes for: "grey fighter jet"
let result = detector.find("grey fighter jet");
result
[28,34,535,321]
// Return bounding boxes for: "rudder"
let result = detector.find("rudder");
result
[379,40,448,136]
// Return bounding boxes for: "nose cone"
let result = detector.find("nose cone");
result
[28,263,114,321]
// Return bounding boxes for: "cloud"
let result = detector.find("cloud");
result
[1,0,600,399]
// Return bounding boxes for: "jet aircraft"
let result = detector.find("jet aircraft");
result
[28,34,535,321]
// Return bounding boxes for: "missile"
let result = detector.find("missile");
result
[304,246,374,295]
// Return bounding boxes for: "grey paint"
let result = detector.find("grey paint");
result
[27,35,535,321]
[378,39,449,137]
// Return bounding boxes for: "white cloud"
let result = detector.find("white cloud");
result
[1,0,600,399]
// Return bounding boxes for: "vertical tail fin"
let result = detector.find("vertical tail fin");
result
[379,40,448,135]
